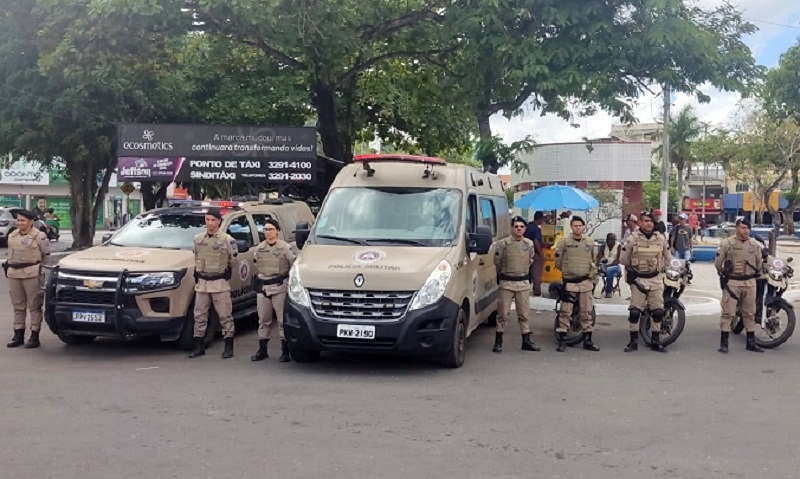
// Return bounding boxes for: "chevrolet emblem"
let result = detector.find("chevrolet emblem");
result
[83,279,102,289]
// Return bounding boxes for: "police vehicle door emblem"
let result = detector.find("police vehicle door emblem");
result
[354,274,365,288]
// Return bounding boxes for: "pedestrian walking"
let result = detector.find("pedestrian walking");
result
[669,213,693,260]
[250,218,296,363]
[188,207,238,359]
[4,209,50,349]
[492,216,539,353]
[524,211,545,297]
[554,216,599,352]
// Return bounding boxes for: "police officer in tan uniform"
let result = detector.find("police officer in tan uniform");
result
[188,208,238,359]
[554,216,599,352]
[5,210,50,349]
[619,211,671,353]
[250,218,296,363]
[715,217,763,353]
[492,216,539,353]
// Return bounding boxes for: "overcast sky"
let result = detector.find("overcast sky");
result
[491,0,800,146]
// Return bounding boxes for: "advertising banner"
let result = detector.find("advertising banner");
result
[116,156,316,183]
[117,124,318,183]
[0,169,49,185]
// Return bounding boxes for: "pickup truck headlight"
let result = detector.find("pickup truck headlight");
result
[410,260,452,311]
[287,263,309,307]
[125,272,183,292]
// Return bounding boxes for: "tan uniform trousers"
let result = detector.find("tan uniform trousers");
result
[257,289,287,340]
[9,277,44,332]
[497,280,531,335]
[556,279,594,333]
[720,279,756,333]
[629,275,664,332]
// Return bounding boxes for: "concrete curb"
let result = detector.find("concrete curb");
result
[528,295,721,317]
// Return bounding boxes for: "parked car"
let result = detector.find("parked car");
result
[0,207,49,246]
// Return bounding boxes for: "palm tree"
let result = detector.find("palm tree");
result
[667,105,702,211]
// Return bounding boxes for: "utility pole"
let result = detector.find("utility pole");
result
[701,122,709,221]
[660,84,670,218]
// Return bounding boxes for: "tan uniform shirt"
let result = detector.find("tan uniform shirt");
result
[554,234,595,293]
[254,240,296,295]
[715,236,762,287]
[7,229,50,279]
[193,230,238,293]
[494,236,534,292]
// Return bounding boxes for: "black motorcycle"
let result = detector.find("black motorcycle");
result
[639,258,691,347]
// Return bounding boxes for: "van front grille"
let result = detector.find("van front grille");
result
[307,289,415,322]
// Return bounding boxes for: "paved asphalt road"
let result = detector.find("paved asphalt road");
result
[2,239,800,478]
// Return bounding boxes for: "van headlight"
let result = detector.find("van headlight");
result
[125,271,183,292]
[287,262,309,307]
[410,260,452,311]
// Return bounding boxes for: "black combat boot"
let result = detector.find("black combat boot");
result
[556,332,567,352]
[624,331,638,352]
[279,340,291,362]
[250,339,269,361]
[650,332,667,353]
[188,337,205,358]
[718,332,729,354]
[521,333,540,352]
[24,330,40,349]
[583,332,600,352]
[492,332,503,353]
[6,329,24,348]
[221,337,234,359]
[746,332,764,353]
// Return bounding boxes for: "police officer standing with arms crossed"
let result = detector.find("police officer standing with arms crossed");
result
[250,218,296,363]
[715,217,763,353]
[188,208,238,359]
[5,210,50,349]
[620,211,671,352]
[554,216,599,352]
[492,216,539,353]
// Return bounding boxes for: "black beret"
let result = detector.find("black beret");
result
[511,216,526,225]
[736,217,751,229]
[205,208,222,220]
[263,218,280,231]
[17,209,38,221]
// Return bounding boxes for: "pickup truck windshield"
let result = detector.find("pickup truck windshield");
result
[110,213,206,249]
[313,187,461,247]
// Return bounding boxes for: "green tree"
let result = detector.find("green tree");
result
[642,164,678,211]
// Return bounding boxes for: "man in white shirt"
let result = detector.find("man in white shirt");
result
[622,214,638,244]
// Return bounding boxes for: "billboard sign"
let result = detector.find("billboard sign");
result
[0,168,49,185]
[116,157,315,183]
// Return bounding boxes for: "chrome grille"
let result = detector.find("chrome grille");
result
[55,270,120,304]
[308,289,415,322]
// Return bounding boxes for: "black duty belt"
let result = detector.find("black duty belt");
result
[728,274,758,281]
[499,274,528,282]
[260,275,287,286]
[633,270,659,279]
[8,261,40,269]
[198,273,226,281]
[562,275,589,284]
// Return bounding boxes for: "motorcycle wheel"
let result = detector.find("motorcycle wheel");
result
[553,304,597,346]
[640,299,686,347]
[754,302,796,349]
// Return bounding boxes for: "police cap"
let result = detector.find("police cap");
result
[736,217,751,229]
[205,208,223,220]
[16,209,38,221]
[263,218,281,231]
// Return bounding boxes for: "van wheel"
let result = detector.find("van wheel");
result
[441,308,466,368]
[287,343,321,363]
[177,307,220,350]
[58,334,96,345]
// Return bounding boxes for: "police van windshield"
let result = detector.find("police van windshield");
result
[313,187,461,247]
[109,213,206,249]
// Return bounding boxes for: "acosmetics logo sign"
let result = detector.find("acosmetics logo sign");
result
[121,129,174,152]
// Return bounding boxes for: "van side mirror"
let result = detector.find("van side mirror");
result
[468,226,493,255]
[236,240,250,253]
[101,233,113,244]
[296,221,310,250]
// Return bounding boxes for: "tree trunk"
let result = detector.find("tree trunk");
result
[313,80,352,193]
[67,160,99,249]
[783,166,799,236]
[676,166,684,212]
[477,109,500,173]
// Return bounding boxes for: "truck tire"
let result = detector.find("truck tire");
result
[177,306,220,351]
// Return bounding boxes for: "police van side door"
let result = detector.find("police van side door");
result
[475,195,499,325]
[225,214,257,304]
